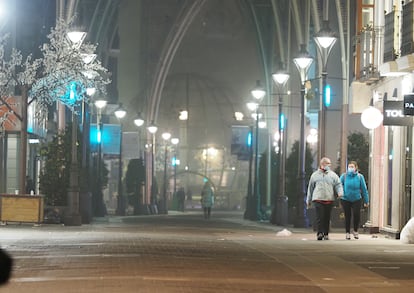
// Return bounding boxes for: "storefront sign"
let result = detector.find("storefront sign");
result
[404,94,414,115]
[384,100,414,126]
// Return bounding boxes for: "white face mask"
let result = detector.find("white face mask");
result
[347,167,355,173]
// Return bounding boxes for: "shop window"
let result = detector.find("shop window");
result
[387,127,393,226]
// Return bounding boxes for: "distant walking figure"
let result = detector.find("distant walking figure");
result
[201,182,214,219]
[176,187,186,212]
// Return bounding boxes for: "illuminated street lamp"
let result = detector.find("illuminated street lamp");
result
[314,18,337,160]
[361,103,383,130]
[64,28,87,226]
[244,80,265,221]
[147,122,158,210]
[293,44,313,228]
[134,113,145,159]
[170,137,180,200]
[161,131,171,214]
[114,104,126,216]
[94,98,107,217]
[66,30,86,48]
[271,69,289,225]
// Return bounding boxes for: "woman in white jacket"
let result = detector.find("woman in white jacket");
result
[201,181,214,219]
[307,157,343,240]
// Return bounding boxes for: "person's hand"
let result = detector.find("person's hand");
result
[364,203,369,208]
[306,202,312,209]
[337,193,343,198]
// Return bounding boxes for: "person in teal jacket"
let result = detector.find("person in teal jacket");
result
[339,161,369,240]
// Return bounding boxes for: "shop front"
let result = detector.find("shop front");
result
[358,73,414,238]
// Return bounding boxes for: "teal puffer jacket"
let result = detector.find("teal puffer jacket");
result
[339,171,369,204]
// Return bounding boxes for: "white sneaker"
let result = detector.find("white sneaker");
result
[353,231,359,239]
[346,233,350,240]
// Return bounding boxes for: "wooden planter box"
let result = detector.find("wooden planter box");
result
[0,194,44,224]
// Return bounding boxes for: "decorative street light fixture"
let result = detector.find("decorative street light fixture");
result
[170,137,180,201]
[94,98,107,217]
[293,44,313,228]
[314,18,337,161]
[361,100,383,130]
[244,80,266,221]
[65,28,87,226]
[161,131,171,214]
[147,122,158,211]
[134,113,145,159]
[114,103,127,216]
[271,68,289,225]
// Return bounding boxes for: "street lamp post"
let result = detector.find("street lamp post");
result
[147,122,158,212]
[271,70,289,225]
[134,114,145,211]
[64,29,88,226]
[134,113,145,159]
[114,104,127,216]
[314,19,337,160]
[243,124,254,220]
[94,98,107,217]
[161,131,171,214]
[170,138,180,196]
[293,44,313,228]
[250,80,266,221]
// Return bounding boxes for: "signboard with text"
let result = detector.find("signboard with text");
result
[383,100,414,126]
[404,94,414,116]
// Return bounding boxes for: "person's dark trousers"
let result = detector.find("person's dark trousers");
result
[203,207,211,219]
[0,249,12,285]
[314,201,334,236]
[340,199,362,233]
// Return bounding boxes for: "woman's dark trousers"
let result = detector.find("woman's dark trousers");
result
[341,199,362,233]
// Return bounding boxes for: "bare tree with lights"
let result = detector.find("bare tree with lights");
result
[0,18,110,200]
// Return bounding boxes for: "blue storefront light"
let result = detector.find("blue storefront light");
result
[324,84,331,107]
[247,131,252,147]
[280,113,286,130]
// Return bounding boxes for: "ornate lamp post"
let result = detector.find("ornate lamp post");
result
[161,131,171,214]
[134,113,145,159]
[147,122,158,211]
[114,104,127,216]
[170,137,180,196]
[94,98,107,216]
[64,28,88,226]
[293,44,313,228]
[271,69,289,225]
[314,19,337,160]
[249,80,266,220]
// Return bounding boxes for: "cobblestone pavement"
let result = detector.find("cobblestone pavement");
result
[1,210,414,292]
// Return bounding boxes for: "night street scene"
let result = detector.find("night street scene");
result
[1,0,414,292]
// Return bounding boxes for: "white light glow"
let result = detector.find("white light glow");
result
[94,99,107,109]
[67,31,86,47]
[234,111,244,121]
[361,106,383,129]
[179,110,188,120]
[162,132,171,141]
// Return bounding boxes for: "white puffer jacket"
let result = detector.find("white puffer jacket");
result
[306,169,343,205]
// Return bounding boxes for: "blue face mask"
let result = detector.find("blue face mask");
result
[347,167,355,174]
[324,166,330,172]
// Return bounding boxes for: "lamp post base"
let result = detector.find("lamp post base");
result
[270,195,288,226]
[116,196,125,216]
[64,214,82,226]
[244,195,257,221]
